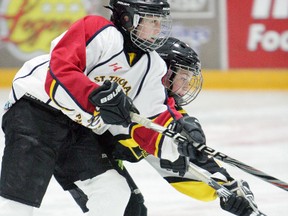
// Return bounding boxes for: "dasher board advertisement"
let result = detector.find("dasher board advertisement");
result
[227,0,288,68]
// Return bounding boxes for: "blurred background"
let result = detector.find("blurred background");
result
[0,0,288,89]
[0,1,288,215]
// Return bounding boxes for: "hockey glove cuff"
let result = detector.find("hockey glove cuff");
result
[220,180,257,216]
[160,156,188,177]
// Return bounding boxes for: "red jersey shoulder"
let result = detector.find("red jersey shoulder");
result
[82,15,115,38]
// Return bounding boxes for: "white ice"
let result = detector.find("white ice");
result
[0,89,288,216]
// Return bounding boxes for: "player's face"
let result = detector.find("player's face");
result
[171,69,192,96]
[136,15,161,42]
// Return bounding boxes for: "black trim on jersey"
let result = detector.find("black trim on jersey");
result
[46,98,52,105]
[87,48,124,76]
[86,24,119,76]
[49,81,74,111]
[135,53,150,98]
[48,65,91,114]
[164,176,199,183]
[11,87,17,102]
[156,134,165,158]
[86,24,115,46]
[11,60,49,102]
[48,24,117,114]
[113,133,131,141]
[146,113,160,120]
[122,34,146,66]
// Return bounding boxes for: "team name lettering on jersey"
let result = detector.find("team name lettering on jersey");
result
[75,114,82,124]
[88,114,102,127]
[94,75,132,94]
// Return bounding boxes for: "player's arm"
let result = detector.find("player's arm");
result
[45,16,111,113]
[130,106,258,215]
[130,97,207,163]
[45,16,136,127]
[113,130,258,216]
[145,154,230,201]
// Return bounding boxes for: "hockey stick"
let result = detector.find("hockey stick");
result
[187,162,266,216]
[131,112,288,192]
[119,166,147,216]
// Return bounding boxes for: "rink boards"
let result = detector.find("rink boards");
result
[1,68,288,89]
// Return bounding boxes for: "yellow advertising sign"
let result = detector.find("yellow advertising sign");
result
[0,0,87,59]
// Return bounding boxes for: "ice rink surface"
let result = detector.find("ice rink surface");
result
[0,89,288,216]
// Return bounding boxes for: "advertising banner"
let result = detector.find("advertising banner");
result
[0,0,224,69]
[169,0,224,69]
[227,0,288,68]
[0,0,109,67]
[1,0,287,70]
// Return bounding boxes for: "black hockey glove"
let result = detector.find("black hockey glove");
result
[89,80,139,127]
[220,180,258,216]
[160,156,188,177]
[174,116,208,163]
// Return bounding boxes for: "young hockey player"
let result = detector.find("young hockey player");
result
[0,0,174,215]
[66,37,260,216]
[0,1,212,216]
[111,37,260,216]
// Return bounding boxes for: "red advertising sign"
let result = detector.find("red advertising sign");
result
[227,0,288,68]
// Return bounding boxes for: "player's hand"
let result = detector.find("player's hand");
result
[89,80,139,127]
[220,180,258,216]
[175,116,207,163]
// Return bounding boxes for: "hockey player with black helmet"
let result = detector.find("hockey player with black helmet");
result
[108,0,172,52]
[154,37,260,216]
[102,37,260,216]
[0,0,175,216]
[130,37,259,216]
[0,1,210,216]
[158,36,203,106]
[0,0,260,215]
[69,37,259,216]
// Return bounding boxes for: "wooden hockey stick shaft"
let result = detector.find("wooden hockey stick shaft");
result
[131,112,288,192]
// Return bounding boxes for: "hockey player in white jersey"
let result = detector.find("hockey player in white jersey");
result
[0,0,260,215]
[0,0,213,215]
[144,37,260,216]
[0,1,178,215]
[66,37,260,216]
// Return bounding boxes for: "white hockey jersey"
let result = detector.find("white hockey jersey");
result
[5,15,183,160]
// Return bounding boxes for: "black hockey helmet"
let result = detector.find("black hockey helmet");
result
[109,0,172,51]
[157,37,203,106]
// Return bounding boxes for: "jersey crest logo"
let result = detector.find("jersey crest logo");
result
[109,63,122,72]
